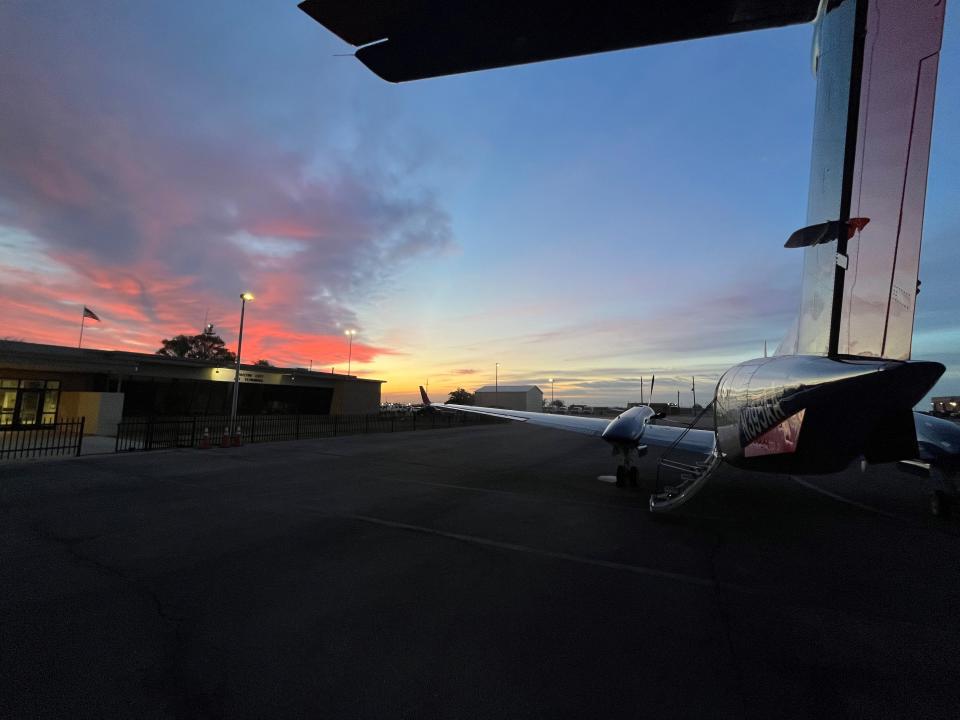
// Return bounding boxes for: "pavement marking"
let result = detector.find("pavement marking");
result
[789,475,908,522]
[339,512,717,589]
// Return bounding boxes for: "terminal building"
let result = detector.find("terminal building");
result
[0,340,383,435]
[473,385,543,412]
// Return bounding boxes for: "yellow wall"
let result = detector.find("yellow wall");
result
[59,392,125,436]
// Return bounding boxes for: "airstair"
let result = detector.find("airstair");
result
[650,401,721,513]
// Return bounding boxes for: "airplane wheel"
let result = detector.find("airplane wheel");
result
[930,490,951,519]
[615,466,626,488]
[629,467,640,488]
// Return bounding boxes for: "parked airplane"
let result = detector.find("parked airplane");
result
[303,0,960,514]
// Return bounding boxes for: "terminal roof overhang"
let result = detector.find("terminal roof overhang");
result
[0,340,384,385]
[298,0,820,83]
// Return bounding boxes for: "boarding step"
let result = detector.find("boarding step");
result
[650,400,720,513]
[651,449,721,512]
[658,457,708,479]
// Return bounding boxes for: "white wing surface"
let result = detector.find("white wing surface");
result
[420,387,716,455]
[433,401,610,437]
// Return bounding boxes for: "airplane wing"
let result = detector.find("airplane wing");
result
[419,387,717,455]
[299,1,820,83]
[420,386,719,512]
[423,388,610,437]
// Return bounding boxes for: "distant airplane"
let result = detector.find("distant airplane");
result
[304,0,960,514]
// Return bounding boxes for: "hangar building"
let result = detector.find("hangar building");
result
[0,340,383,436]
[473,385,543,412]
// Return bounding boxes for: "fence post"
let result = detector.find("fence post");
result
[333,415,338,437]
[115,422,121,453]
[391,417,395,433]
[250,414,257,444]
[76,417,85,457]
[296,414,301,440]
[190,417,197,448]
[145,417,153,451]
[365,415,369,434]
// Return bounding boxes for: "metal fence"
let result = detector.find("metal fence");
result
[0,418,85,460]
[115,411,501,452]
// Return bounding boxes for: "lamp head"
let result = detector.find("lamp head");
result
[241,292,255,301]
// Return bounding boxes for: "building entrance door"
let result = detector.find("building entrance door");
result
[16,390,42,426]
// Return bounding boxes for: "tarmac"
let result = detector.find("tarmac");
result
[2,423,959,719]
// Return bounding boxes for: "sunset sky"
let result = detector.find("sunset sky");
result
[2,1,958,406]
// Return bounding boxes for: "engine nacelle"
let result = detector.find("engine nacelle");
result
[601,405,657,446]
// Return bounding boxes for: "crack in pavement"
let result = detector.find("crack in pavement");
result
[30,520,187,624]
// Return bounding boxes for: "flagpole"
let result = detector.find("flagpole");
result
[78,307,86,349]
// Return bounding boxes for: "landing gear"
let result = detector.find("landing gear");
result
[612,445,646,489]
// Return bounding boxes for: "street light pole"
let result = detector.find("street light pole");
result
[495,363,500,408]
[549,378,554,406]
[344,329,356,376]
[229,292,254,435]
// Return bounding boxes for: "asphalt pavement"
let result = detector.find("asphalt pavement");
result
[2,424,959,719]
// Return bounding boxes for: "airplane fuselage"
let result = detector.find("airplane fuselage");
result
[714,355,947,474]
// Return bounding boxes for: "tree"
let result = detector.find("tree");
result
[156,333,236,362]
[253,359,273,367]
[551,399,565,408]
[447,388,474,405]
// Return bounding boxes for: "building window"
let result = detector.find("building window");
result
[0,378,61,427]
[1,379,16,426]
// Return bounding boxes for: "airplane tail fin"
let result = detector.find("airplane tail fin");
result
[782,0,945,360]
[419,386,432,406]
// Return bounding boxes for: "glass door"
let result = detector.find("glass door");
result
[17,390,41,426]
[42,384,59,424]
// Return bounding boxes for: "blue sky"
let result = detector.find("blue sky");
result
[1,1,957,406]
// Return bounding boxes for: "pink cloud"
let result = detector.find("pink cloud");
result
[0,7,452,369]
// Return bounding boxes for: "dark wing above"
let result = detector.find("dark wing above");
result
[299,0,820,82]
